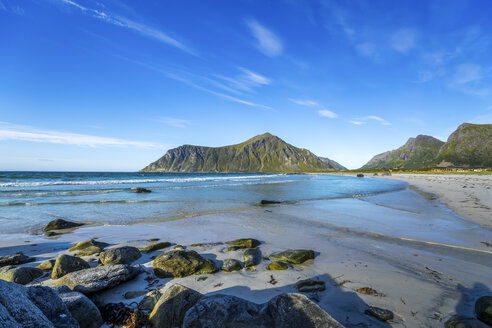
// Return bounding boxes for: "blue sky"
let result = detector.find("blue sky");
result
[1,0,492,170]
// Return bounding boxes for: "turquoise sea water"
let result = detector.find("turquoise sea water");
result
[0,172,407,234]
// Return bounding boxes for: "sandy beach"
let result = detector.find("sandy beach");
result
[1,174,491,327]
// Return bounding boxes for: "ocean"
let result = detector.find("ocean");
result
[0,172,407,234]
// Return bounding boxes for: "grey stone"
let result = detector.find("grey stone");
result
[153,250,218,278]
[222,259,243,272]
[365,306,394,322]
[99,246,141,265]
[294,279,326,293]
[52,255,90,279]
[139,289,162,312]
[150,284,203,328]
[445,315,488,328]
[0,252,35,268]
[0,265,43,284]
[54,285,103,328]
[269,249,315,264]
[243,248,262,267]
[26,286,79,328]
[124,290,147,299]
[54,264,141,294]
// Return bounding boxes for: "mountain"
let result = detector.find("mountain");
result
[361,135,444,169]
[435,123,492,167]
[141,133,343,173]
[319,157,348,171]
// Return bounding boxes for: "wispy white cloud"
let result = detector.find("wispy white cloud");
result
[449,63,492,96]
[289,99,320,107]
[390,29,417,53]
[215,67,271,93]
[350,116,391,126]
[355,42,378,59]
[0,122,162,148]
[246,19,283,57]
[317,110,338,118]
[58,0,193,54]
[158,118,191,128]
[452,63,483,84]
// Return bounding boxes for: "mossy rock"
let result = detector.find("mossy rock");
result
[52,254,90,279]
[173,245,185,250]
[189,242,223,247]
[68,239,108,252]
[36,259,56,271]
[139,242,171,253]
[44,219,83,232]
[0,266,43,284]
[153,250,219,278]
[226,238,260,249]
[222,259,243,272]
[147,238,160,242]
[225,246,242,252]
[243,248,261,267]
[445,315,487,328]
[76,246,105,257]
[99,246,142,265]
[140,289,162,312]
[124,290,148,299]
[269,249,315,264]
[294,279,326,293]
[476,296,492,326]
[266,261,289,271]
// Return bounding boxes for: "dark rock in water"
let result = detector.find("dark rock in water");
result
[476,296,492,325]
[139,289,162,312]
[445,315,488,328]
[243,248,262,267]
[222,259,243,272]
[124,290,147,299]
[139,242,171,253]
[149,284,203,328]
[36,259,56,271]
[0,265,43,284]
[0,252,35,268]
[270,249,315,264]
[294,279,326,293]
[267,293,344,328]
[44,219,84,232]
[52,254,90,279]
[183,292,343,328]
[99,246,142,265]
[153,250,218,278]
[356,173,364,177]
[267,261,289,271]
[53,285,103,328]
[26,286,79,328]
[365,306,394,322]
[133,187,151,193]
[261,200,282,205]
[0,280,56,327]
[54,264,141,294]
[226,238,261,249]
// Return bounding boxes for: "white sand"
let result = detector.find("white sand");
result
[1,180,491,327]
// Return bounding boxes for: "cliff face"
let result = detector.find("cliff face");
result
[142,133,342,173]
[361,135,444,169]
[436,123,492,167]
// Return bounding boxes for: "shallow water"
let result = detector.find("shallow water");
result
[0,172,406,233]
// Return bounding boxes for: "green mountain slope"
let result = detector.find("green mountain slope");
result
[361,135,444,169]
[141,133,342,173]
[319,157,348,171]
[436,123,492,167]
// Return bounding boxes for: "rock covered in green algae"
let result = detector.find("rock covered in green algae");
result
[99,246,142,265]
[225,245,243,252]
[52,254,90,279]
[445,315,488,328]
[476,296,492,326]
[226,238,261,249]
[124,290,147,299]
[0,266,43,284]
[68,239,109,257]
[44,219,84,232]
[173,245,185,250]
[36,259,56,271]
[243,248,262,267]
[269,249,315,264]
[266,261,289,271]
[294,279,326,293]
[139,242,171,253]
[365,306,394,322]
[189,242,223,247]
[0,252,35,268]
[139,289,162,312]
[153,250,219,278]
[222,259,243,272]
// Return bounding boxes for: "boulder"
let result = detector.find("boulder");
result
[99,246,141,265]
[0,252,35,268]
[139,289,162,312]
[139,242,171,253]
[365,306,394,322]
[260,200,282,204]
[52,255,90,279]
[54,264,141,294]
[36,259,56,271]
[149,284,202,328]
[133,187,151,193]
[270,249,315,264]
[44,219,83,232]
[243,248,262,267]
[54,285,103,328]
[0,266,43,284]
[69,240,108,257]
[356,173,364,178]
[294,279,326,293]
[445,315,488,328]
[153,250,218,278]
[26,286,79,328]
[476,296,492,325]
[226,238,261,249]
[267,261,289,271]
[222,259,243,272]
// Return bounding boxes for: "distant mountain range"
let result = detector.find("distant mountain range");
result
[142,133,347,173]
[362,123,492,169]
